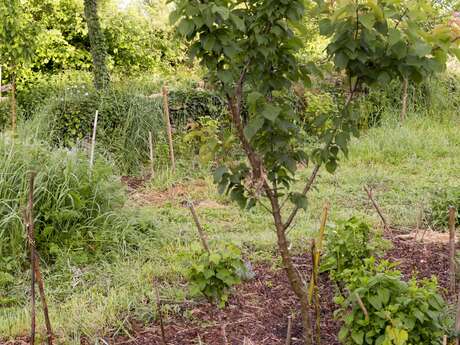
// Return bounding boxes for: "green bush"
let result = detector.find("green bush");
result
[427,186,460,229]
[187,242,247,307]
[335,259,448,345]
[0,137,128,271]
[321,217,390,282]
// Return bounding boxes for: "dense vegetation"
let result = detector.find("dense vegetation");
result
[1,0,460,344]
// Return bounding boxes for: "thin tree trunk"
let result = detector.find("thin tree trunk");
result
[84,0,109,90]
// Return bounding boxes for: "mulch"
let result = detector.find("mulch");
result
[1,236,451,345]
[111,236,452,345]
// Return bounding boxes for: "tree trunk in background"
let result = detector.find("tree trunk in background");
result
[83,0,109,91]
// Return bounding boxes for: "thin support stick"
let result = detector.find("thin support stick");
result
[26,172,37,345]
[153,279,167,345]
[34,264,53,345]
[285,315,293,345]
[187,201,210,254]
[355,293,369,321]
[449,206,457,293]
[162,86,176,173]
[364,186,390,233]
[401,78,408,122]
[148,131,155,178]
[456,289,460,345]
[89,110,99,170]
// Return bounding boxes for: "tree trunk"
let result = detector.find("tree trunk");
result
[83,0,109,90]
[269,196,312,344]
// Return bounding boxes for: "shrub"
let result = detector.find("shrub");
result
[187,242,247,307]
[0,137,127,272]
[427,186,460,229]
[335,259,448,345]
[321,217,390,282]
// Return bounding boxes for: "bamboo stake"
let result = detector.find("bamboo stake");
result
[89,110,99,170]
[27,172,36,345]
[153,279,167,345]
[148,131,155,178]
[449,206,457,293]
[364,186,390,233]
[187,201,210,254]
[162,86,175,173]
[285,315,293,345]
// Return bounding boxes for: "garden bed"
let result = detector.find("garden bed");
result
[110,235,451,345]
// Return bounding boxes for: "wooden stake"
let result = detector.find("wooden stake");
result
[285,315,293,345]
[162,86,175,173]
[89,110,99,170]
[153,279,167,345]
[443,334,447,345]
[26,172,53,345]
[187,201,210,254]
[449,206,457,293]
[27,172,36,345]
[456,290,460,345]
[148,131,155,178]
[364,186,390,233]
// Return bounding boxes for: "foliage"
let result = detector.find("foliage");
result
[427,186,460,229]
[321,217,390,281]
[335,258,448,345]
[187,242,247,307]
[0,136,133,274]
[318,0,458,85]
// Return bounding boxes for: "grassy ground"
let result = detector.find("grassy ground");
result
[1,115,459,344]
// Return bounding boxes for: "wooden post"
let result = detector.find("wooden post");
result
[449,206,457,293]
[364,186,391,233]
[285,315,293,345]
[89,110,99,170]
[26,172,37,345]
[26,172,53,345]
[162,86,175,173]
[148,131,155,178]
[187,201,210,254]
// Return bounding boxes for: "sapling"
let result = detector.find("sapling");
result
[171,0,459,342]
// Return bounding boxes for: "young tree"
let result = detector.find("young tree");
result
[171,0,457,342]
[84,0,110,90]
[0,0,35,133]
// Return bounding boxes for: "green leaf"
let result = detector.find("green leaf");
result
[290,192,308,210]
[177,19,195,36]
[319,18,333,35]
[388,28,402,47]
[326,160,337,173]
[202,35,216,51]
[413,41,431,57]
[244,116,265,140]
[334,51,349,69]
[338,327,349,342]
[359,13,375,30]
[213,166,228,183]
[230,13,246,31]
[212,5,230,20]
[262,104,281,121]
[351,330,364,345]
[247,92,263,113]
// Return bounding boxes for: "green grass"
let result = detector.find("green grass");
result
[1,114,459,343]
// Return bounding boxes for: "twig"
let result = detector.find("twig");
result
[89,110,99,170]
[355,293,369,321]
[364,185,390,233]
[284,165,321,230]
[27,172,37,345]
[153,279,167,345]
[148,131,155,179]
[449,206,457,293]
[285,315,293,345]
[162,86,176,173]
[187,201,210,253]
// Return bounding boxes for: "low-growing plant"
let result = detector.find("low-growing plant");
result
[428,186,460,229]
[187,242,247,307]
[334,259,448,345]
[321,217,390,282]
